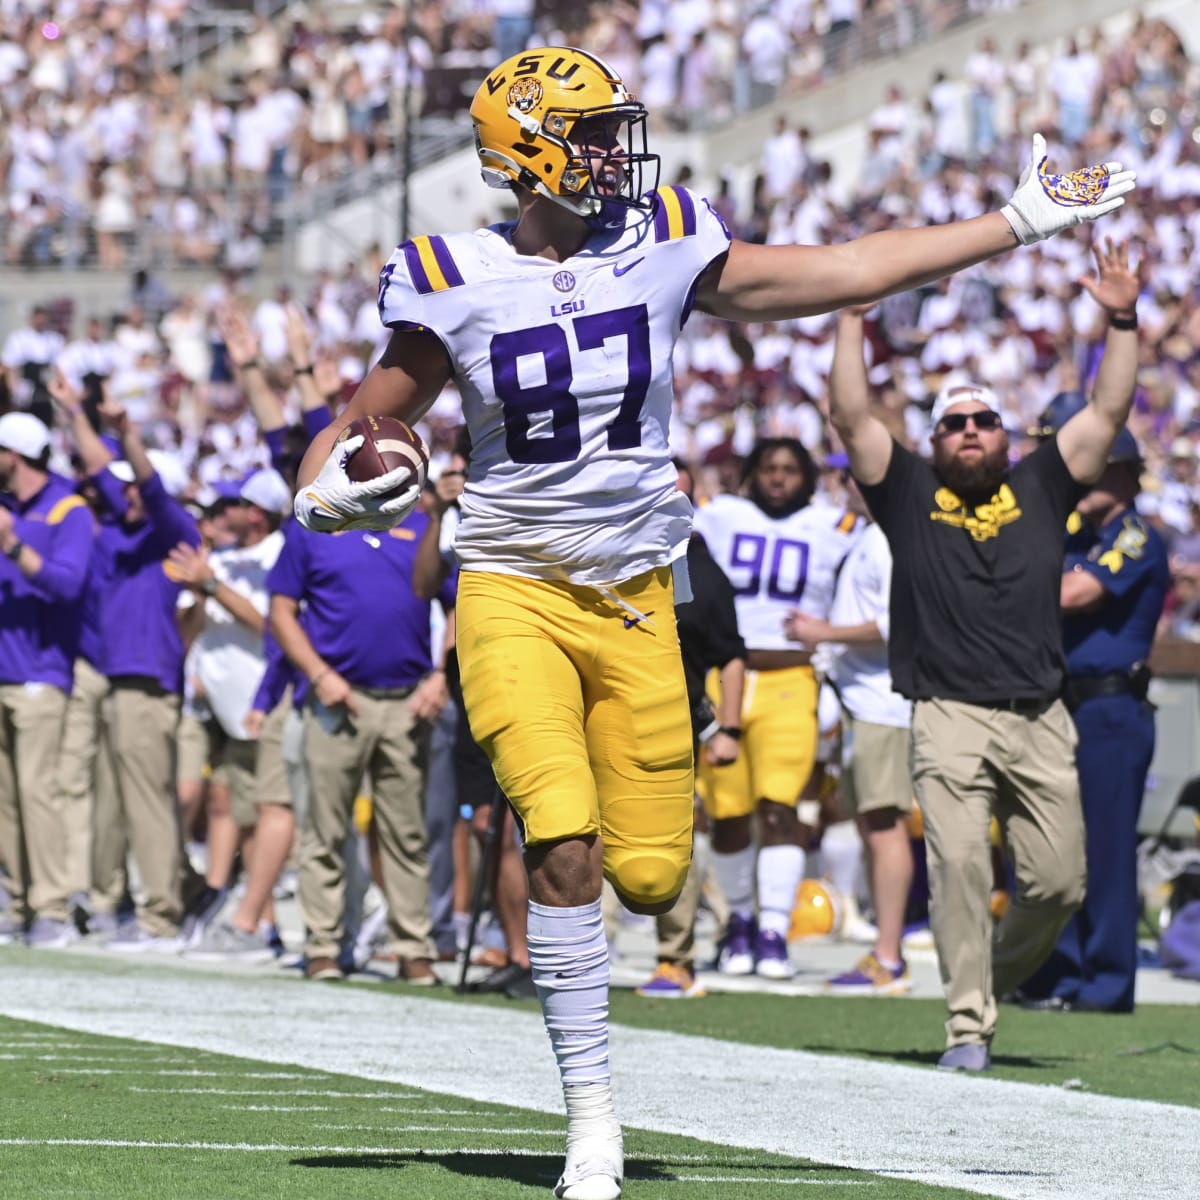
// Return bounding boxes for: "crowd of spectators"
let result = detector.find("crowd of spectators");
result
[2,4,1200,609]
[5,0,1024,270]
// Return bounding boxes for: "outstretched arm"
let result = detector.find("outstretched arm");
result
[698,135,1134,322]
[1056,239,1141,485]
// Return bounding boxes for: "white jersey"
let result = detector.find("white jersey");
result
[694,494,860,651]
[378,185,732,586]
[192,530,284,739]
[825,522,911,728]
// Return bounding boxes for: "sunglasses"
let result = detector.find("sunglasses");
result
[938,411,1003,433]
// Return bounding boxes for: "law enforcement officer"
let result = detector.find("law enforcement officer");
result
[1018,427,1168,1012]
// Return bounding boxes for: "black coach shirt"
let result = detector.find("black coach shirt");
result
[677,535,746,714]
[859,437,1086,703]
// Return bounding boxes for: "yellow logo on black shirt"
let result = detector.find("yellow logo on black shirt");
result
[930,484,1023,542]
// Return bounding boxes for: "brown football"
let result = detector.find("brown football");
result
[338,415,429,490]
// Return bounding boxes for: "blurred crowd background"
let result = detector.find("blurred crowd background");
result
[4,0,1200,631]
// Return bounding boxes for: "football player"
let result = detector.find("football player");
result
[694,437,860,979]
[292,46,1135,1200]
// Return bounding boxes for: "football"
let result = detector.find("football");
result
[338,415,430,490]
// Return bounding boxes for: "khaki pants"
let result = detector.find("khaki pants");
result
[299,688,433,961]
[912,698,1085,1049]
[0,682,71,921]
[55,658,112,901]
[655,846,703,965]
[99,686,185,936]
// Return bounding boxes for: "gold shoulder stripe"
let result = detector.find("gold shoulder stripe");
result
[47,494,87,525]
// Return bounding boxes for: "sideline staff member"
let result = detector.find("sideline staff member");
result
[826,239,1142,1070]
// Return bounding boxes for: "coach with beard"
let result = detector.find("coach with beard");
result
[825,239,1141,1071]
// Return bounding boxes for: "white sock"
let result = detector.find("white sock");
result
[709,845,755,918]
[820,820,864,902]
[527,900,610,1088]
[757,844,805,937]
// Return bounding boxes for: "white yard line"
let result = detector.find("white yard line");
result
[1,957,1198,1200]
[127,1087,420,1098]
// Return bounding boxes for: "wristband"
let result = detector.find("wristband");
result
[717,726,742,740]
[235,358,262,371]
[201,576,219,597]
[1109,313,1137,331]
[5,540,23,562]
[294,364,314,376]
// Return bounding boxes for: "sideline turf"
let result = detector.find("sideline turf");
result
[365,980,1200,1108]
[0,1015,987,1200]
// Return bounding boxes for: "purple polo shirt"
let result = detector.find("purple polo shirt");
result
[92,468,201,693]
[268,509,456,690]
[0,473,92,691]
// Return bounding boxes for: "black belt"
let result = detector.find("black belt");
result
[108,674,171,697]
[962,696,1057,715]
[355,685,417,700]
[1063,668,1149,710]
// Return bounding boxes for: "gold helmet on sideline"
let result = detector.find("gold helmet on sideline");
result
[789,879,844,942]
[469,47,660,224]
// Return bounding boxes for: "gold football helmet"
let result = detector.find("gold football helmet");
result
[470,47,659,223]
[789,879,844,942]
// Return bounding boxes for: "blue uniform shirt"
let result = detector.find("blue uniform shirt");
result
[1063,509,1169,675]
[267,510,456,690]
[92,468,201,693]
[0,473,92,691]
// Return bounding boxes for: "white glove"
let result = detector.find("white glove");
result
[294,434,422,533]
[1000,133,1136,246]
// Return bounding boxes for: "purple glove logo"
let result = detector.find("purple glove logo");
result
[1039,159,1111,207]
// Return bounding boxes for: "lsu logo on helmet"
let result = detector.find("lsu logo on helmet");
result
[507,77,543,114]
[470,46,660,224]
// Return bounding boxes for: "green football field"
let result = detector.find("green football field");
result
[1,946,1197,1200]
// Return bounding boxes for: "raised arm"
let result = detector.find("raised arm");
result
[1055,239,1141,485]
[826,307,894,487]
[49,369,113,476]
[218,306,286,434]
[697,135,1134,323]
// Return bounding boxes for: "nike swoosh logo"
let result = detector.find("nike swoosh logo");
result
[623,610,654,630]
[613,257,644,277]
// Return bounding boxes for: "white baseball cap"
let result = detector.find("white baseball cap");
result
[930,381,1001,430]
[147,449,189,498]
[108,451,188,497]
[0,411,51,459]
[239,468,292,515]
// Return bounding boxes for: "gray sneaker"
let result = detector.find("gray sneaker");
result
[105,923,182,953]
[937,1043,992,1072]
[26,917,81,948]
[185,921,276,963]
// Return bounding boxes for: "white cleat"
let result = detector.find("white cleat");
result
[554,1138,623,1200]
[555,1083,623,1200]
